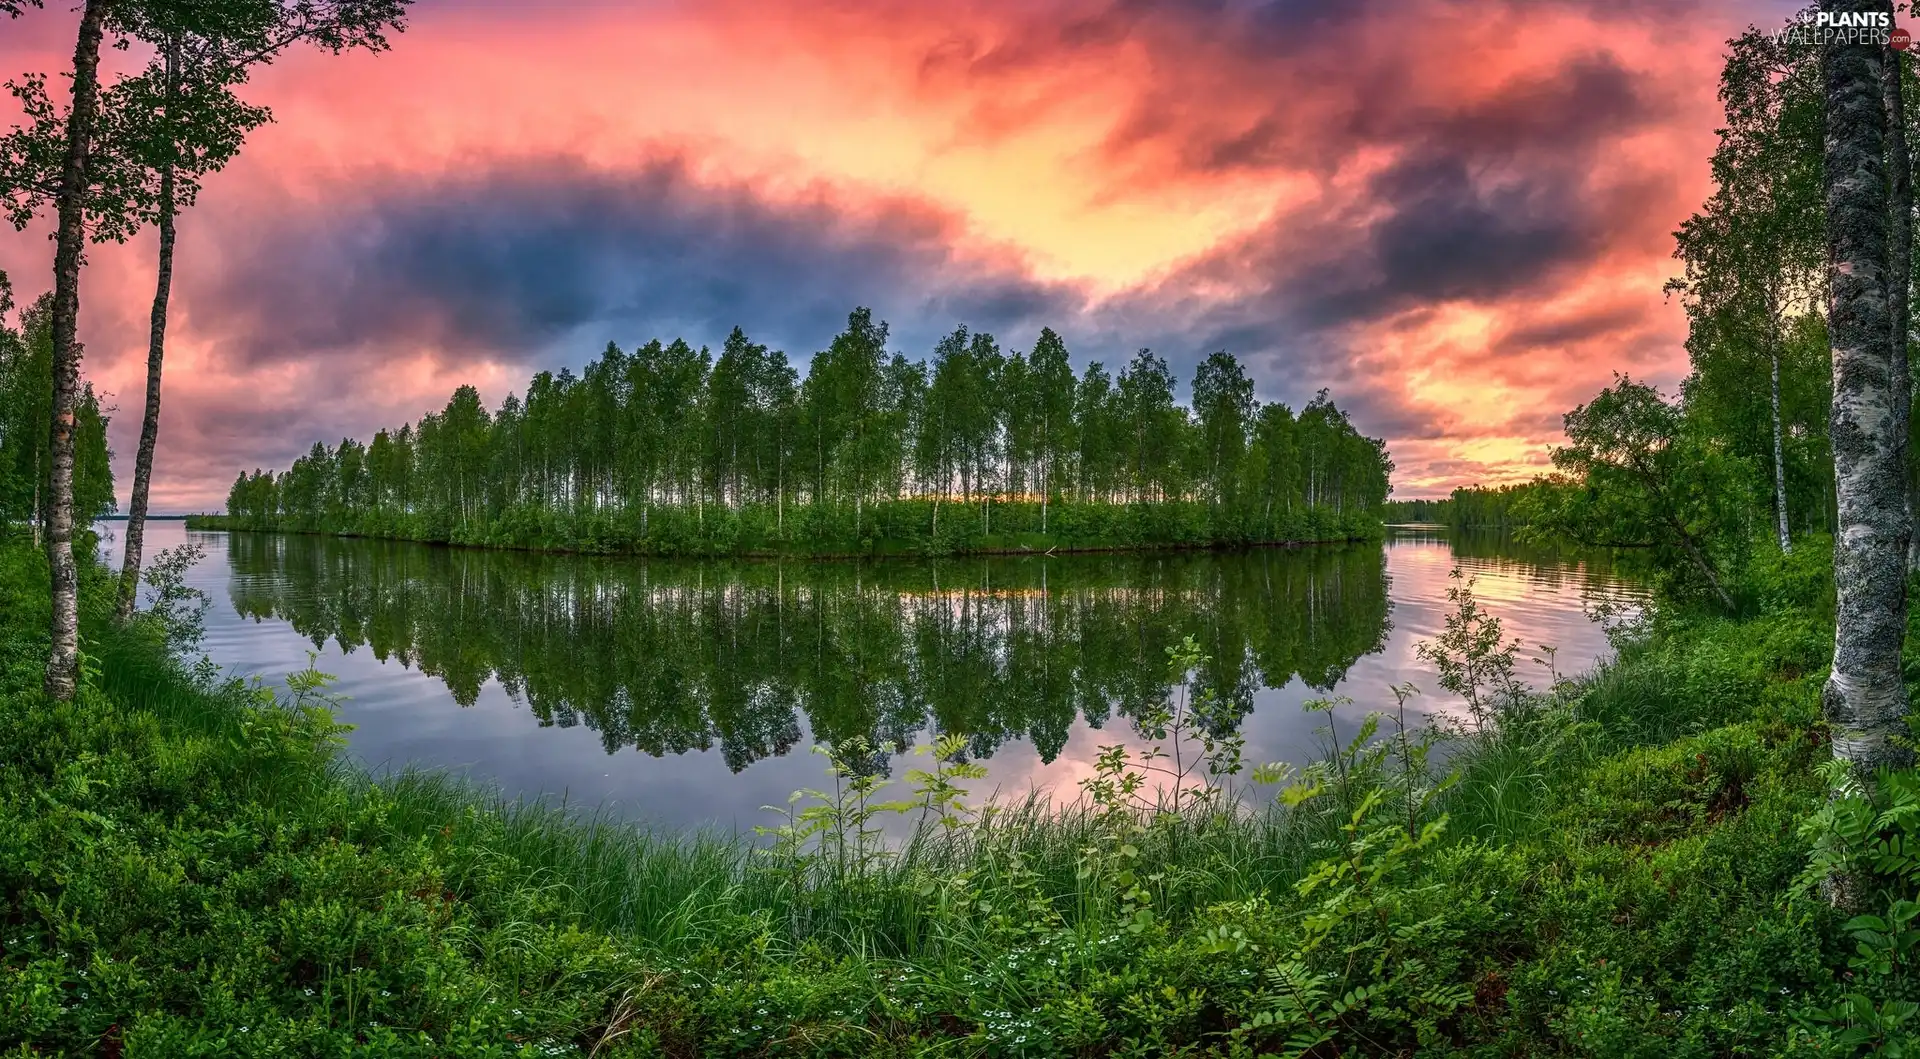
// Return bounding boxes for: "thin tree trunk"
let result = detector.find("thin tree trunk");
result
[1889,35,1917,573]
[1821,0,1913,834]
[1666,512,1737,613]
[119,146,178,621]
[30,443,40,550]
[1770,336,1792,553]
[44,0,111,701]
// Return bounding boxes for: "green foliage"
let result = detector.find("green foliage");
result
[0,291,113,527]
[0,560,648,1055]
[1523,375,1753,610]
[132,539,208,655]
[1415,568,1525,733]
[1791,764,1920,1055]
[210,311,1393,556]
[904,732,988,835]
[1079,635,1249,820]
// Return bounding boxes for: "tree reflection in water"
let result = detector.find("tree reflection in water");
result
[226,534,1393,774]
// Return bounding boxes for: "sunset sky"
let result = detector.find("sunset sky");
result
[0,0,1805,509]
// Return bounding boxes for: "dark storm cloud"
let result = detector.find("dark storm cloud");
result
[1492,303,1653,356]
[185,156,1082,371]
[1281,149,1608,330]
[1083,44,1668,392]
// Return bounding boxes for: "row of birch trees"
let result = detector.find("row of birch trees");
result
[224,315,1393,549]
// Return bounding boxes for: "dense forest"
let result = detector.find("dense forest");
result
[0,291,114,534]
[209,312,1393,555]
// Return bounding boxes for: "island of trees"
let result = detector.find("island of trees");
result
[199,313,1395,556]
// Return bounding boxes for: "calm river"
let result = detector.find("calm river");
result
[95,521,1641,831]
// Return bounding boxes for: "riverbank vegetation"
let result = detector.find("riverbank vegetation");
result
[1383,482,1555,531]
[204,320,1390,556]
[4,527,1917,1055]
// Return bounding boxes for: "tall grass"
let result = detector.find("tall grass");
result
[82,572,1720,970]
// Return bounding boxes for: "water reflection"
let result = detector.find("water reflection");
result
[96,523,1638,829]
[224,533,1394,772]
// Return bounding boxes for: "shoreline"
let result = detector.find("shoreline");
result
[182,513,1383,562]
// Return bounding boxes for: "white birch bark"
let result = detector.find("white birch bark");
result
[1822,1,1913,795]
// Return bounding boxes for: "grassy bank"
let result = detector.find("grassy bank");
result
[2,535,1916,1056]
[185,498,1382,559]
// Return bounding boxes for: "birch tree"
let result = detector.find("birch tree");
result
[1820,0,1913,815]
[109,0,407,620]
[1191,350,1255,511]
[1026,327,1075,532]
[1671,25,1823,556]
[36,0,109,701]
[104,40,265,619]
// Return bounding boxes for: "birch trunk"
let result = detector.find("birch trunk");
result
[44,0,111,701]
[1888,36,1917,573]
[1040,460,1048,534]
[1821,3,1913,809]
[119,117,180,621]
[1770,336,1791,553]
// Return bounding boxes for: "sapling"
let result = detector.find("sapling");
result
[1415,568,1526,734]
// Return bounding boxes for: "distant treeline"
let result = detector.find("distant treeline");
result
[0,293,114,532]
[212,310,1392,556]
[1382,482,1551,530]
